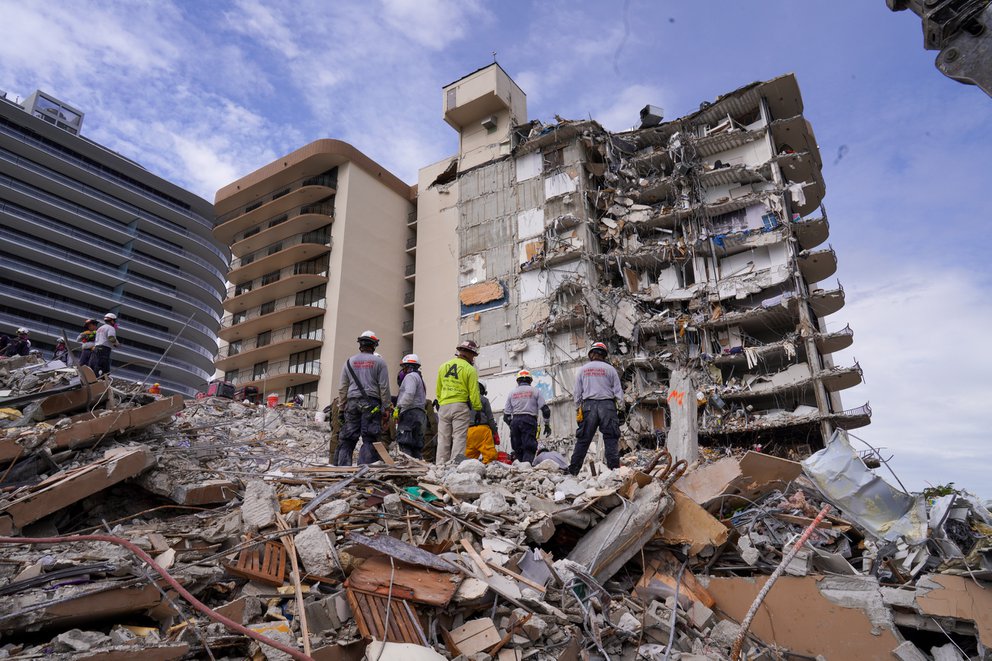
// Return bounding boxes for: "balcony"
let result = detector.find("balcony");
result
[809,284,845,318]
[404,263,416,280]
[798,246,837,283]
[231,206,334,255]
[403,290,415,308]
[793,210,829,250]
[406,236,417,251]
[0,140,226,266]
[220,295,325,341]
[228,233,332,284]
[407,210,418,226]
[224,358,321,391]
[214,177,336,245]
[224,265,328,312]
[216,326,323,368]
[816,324,854,355]
[828,402,872,430]
[402,319,414,338]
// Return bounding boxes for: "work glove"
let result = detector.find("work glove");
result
[503,413,512,427]
[576,407,583,423]
[543,423,552,438]
[616,401,627,424]
[494,432,500,446]
[392,407,399,420]
[432,399,440,411]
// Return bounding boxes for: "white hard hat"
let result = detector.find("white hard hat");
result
[16,327,28,335]
[401,354,420,366]
[357,330,379,345]
[104,313,118,320]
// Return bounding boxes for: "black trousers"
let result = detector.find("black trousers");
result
[336,399,383,466]
[91,346,112,377]
[568,399,620,474]
[396,408,427,459]
[509,415,538,464]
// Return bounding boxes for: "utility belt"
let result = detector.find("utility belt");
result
[510,412,537,420]
[349,396,382,414]
[93,345,112,352]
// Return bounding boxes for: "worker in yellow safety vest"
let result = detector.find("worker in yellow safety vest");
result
[435,340,483,463]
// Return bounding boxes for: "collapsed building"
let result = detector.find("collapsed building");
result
[0,355,990,661]
[416,66,868,461]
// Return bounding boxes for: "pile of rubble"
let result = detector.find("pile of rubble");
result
[1,356,991,660]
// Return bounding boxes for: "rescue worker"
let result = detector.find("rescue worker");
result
[1,328,31,357]
[567,342,624,475]
[52,338,69,363]
[395,354,427,459]
[336,331,391,466]
[91,314,119,377]
[502,369,551,465]
[76,319,99,367]
[466,383,499,463]
[435,340,483,463]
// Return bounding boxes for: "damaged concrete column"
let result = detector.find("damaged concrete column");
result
[666,367,698,463]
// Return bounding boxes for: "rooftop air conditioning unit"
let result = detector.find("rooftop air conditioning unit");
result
[639,104,664,128]
[481,115,498,131]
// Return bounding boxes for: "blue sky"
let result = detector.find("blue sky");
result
[2,1,990,495]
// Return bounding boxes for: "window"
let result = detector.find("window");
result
[242,227,260,239]
[296,284,326,308]
[543,147,564,171]
[240,253,256,266]
[761,212,779,231]
[253,361,268,380]
[294,255,328,276]
[446,87,456,110]
[286,381,319,408]
[268,214,289,228]
[235,281,253,295]
[232,311,247,325]
[289,348,320,375]
[267,243,283,256]
[228,340,242,356]
[261,270,281,286]
[245,200,262,213]
[272,188,290,200]
[225,369,239,382]
[293,316,324,340]
[259,300,275,315]
[256,330,271,347]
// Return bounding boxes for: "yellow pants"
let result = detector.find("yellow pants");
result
[465,425,497,464]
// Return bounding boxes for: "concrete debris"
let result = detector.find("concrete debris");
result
[0,359,989,660]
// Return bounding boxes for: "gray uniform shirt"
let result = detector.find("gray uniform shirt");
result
[481,396,498,435]
[504,384,546,418]
[396,370,426,410]
[574,360,623,406]
[338,352,391,404]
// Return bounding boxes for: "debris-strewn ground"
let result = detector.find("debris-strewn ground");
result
[1,356,990,660]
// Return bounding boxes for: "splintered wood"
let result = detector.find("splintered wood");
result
[223,541,287,587]
[346,587,428,646]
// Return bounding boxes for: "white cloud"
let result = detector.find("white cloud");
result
[379,0,489,49]
[225,0,301,59]
[834,266,992,496]
[593,83,668,132]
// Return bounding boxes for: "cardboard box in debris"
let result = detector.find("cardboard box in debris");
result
[1,356,990,661]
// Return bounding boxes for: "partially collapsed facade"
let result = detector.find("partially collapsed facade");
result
[417,65,868,457]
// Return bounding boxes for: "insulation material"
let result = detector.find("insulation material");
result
[459,280,505,306]
[515,151,542,182]
[459,254,486,286]
[544,171,578,199]
[519,239,545,265]
[666,367,698,462]
[517,208,544,239]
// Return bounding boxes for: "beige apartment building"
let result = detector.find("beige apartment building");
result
[213,140,414,408]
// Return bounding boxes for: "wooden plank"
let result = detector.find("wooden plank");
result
[486,562,547,594]
[276,514,311,657]
[772,512,833,529]
[346,532,459,573]
[372,442,396,465]
[345,557,458,607]
[345,588,427,645]
[460,538,493,577]
[223,541,287,586]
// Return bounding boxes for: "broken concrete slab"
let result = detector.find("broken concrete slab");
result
[567,480,672,583]
[242,479,278,529]
[294,525,336,577]
[51,395,184,451]
[0,445,156,532]
[915,574,992,648]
